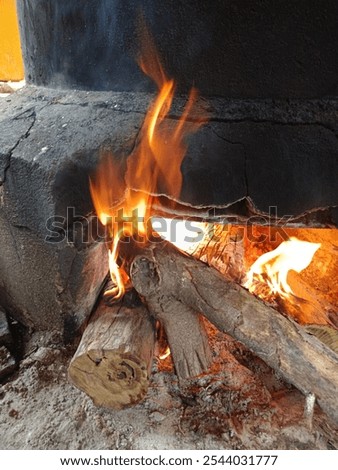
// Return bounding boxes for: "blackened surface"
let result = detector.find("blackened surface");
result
[181,124,247,206]
[17,0,338,98]
[182,122,338,216]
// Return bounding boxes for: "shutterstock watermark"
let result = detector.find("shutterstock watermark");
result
[45,206,292,246]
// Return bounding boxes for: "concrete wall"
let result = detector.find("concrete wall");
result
[17,0,338,98]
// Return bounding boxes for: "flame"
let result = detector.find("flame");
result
[245,237,321,299]
[151,217,209,254]
[159,346,171,361]
[89,25,205,300]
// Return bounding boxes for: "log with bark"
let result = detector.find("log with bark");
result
[68,290,156,409]
[121,239,338,425]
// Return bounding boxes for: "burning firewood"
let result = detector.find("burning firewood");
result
[68,290,155,409]
[79,21,337,425]
[123,239,338,425]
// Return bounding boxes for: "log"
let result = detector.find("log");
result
[0,345,16,380]
[143,293,212,380]
[68,291,156,409]
[128,240,212,380]
[193,224,245,283]
[128,241,338,425]
[0,309,12,347]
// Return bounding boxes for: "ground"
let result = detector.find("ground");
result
[0,326,337,450]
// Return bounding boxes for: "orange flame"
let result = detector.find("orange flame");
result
[245,237,321,299]
[89,25,205,300]
[159,346,171,361]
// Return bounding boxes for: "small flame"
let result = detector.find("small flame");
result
[103,245,129,301]
[89,24,205,300]
[245,237,321,299]
[159,346,171,361]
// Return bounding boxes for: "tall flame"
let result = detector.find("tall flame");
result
[245,237,321,299]
[89,25,205,300]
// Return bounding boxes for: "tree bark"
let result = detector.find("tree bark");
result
[144,294,212,380]
[68,292,155,409]
[128,241,338,425]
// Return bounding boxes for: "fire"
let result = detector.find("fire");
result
[159,346,171,361]
[151,217,209,254]
[89,25,205,300]
[245,237,321,299]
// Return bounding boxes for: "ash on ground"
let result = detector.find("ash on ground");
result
[0,325,337,450]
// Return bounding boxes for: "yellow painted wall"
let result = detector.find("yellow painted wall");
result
[0,0,24,81]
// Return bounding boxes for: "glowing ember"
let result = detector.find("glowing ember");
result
[89,25,205,300]
[244,237,321,299]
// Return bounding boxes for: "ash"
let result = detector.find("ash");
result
[0,326,337,450]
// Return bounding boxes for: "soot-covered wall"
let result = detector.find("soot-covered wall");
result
[17,0,338,98]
